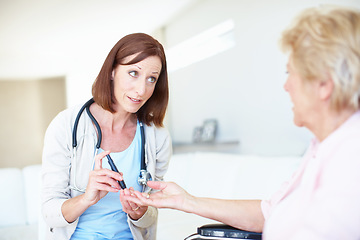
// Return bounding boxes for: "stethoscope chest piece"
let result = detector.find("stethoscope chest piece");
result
[138,169,152,187]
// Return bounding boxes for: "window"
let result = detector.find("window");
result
[166,19,236,72]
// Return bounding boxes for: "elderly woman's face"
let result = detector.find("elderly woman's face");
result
[112,54,162,114]
[284,57,319,128]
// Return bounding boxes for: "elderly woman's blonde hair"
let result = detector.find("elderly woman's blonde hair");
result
[281,6,360,111]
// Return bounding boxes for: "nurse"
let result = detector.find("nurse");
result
[41,33,172,240]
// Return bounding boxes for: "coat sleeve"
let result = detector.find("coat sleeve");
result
[41,111,75,228]
[153,126,172,181]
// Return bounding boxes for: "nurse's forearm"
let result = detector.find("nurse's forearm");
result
[183,197,264,232]
[61,194,91,223]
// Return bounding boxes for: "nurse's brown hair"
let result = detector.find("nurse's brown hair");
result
[92,33,169,127]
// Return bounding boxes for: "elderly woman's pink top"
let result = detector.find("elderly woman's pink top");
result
[261,110,360,240]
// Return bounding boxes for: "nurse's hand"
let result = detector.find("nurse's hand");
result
[120,187,148,220]
[82,150,123,207]
[62,151,124,224]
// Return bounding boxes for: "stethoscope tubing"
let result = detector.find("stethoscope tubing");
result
[71,98,150,193]
[72,98,96,148]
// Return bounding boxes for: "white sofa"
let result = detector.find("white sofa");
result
[0,164,42,240]
[0,152,302,240]
[157,152,302,240]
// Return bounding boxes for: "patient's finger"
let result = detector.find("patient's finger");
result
[122,191,144,205]
[146,181,167,190]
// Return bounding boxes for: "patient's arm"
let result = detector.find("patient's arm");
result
[188,197,264,232]
[124,181,264,233]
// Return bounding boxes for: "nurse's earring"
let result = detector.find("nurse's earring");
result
[111,70,115,81]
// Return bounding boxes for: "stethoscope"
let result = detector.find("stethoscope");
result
[71,98,152,193]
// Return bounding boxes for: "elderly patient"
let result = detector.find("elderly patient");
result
[123,6,360,240]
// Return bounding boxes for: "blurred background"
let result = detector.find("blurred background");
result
[1,0,359,168]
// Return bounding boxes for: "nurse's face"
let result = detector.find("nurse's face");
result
[112,54,162,114]
[283,57,318,128]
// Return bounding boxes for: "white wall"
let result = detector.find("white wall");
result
[0,0,197,167]
[0,0,197,106]
[2,0,359,158]
[164,0,360,156]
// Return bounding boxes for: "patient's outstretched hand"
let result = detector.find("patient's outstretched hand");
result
[123,181,192,212]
